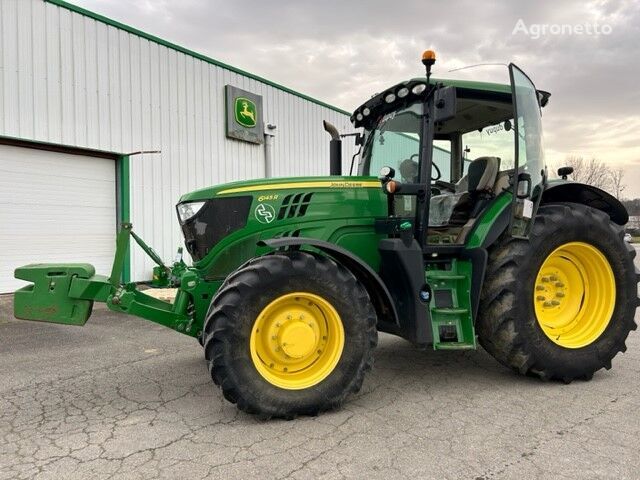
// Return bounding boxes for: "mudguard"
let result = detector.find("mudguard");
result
[541,181,628,225]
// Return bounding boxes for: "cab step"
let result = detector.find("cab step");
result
[426,260,477,350]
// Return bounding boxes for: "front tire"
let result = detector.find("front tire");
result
[477,202,638,382]
[203,251,377,418]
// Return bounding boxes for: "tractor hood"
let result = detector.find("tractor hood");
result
[175,176,385,264]
[178,176,380,202]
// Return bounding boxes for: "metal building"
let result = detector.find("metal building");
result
[0,0,356,292]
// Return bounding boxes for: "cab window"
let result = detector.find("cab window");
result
[461,121,515,172]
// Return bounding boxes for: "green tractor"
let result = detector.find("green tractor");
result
[14,51,638,418]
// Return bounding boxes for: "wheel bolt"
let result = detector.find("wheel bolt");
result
[551,300,560,306]
[541,277,550,283]
[556,292,565,298]
[543,301,552,307]
[555,282,564,288]
[536,285,545,291]
[550,275,558,282]
[536,295,546,301]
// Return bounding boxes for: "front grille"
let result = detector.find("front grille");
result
[177,196,252,262]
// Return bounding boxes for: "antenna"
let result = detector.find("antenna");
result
[447,62,507,73]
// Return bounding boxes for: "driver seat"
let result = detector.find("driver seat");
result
[429,156,500,227]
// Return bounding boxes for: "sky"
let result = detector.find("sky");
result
[74,0,640,197]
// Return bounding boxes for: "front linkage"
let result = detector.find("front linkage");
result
[14,223,197,336]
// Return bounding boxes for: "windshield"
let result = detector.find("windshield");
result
[358,103,423,181]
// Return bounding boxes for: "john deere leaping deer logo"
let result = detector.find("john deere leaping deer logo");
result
[235,97,257,128]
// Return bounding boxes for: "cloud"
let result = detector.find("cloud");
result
[75,0,640,196]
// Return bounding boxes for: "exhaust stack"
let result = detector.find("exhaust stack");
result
[323,120,342,176]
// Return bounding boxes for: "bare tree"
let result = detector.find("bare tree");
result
[562,155,614,192]
[610,167,626,200]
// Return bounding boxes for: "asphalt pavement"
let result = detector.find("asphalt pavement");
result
[1,249,639,479]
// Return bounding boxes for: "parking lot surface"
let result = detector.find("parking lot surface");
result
[1,257,639,479]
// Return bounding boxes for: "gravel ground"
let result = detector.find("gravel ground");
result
[1,251,639,480]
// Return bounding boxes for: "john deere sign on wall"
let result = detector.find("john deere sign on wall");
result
[225,85,264,144]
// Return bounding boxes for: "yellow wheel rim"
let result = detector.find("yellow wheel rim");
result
[534,242,616,349]
[249,292,345,389]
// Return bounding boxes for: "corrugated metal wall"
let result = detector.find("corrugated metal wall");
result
[0,0,357,280]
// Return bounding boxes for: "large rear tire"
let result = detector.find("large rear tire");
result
[477,202,638,382]
[203,251,377,418]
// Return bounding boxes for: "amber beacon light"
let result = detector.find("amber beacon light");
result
[421,49,436,63]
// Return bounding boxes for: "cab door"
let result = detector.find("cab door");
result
[509,64,546,236]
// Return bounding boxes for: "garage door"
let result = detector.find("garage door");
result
[0,144,117,293]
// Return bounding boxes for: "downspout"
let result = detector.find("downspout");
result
[264,123,277,178]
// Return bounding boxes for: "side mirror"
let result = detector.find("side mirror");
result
[557,166,574,180]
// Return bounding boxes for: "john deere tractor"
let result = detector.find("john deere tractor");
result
[14,51,638,418]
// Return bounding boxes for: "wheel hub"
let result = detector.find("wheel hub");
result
[533,242,615,348]
[279,321,317,359]
[249,292,345,390]
[535,264,582,332]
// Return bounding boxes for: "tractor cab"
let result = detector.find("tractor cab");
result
[350,53,553,348]
[353,56,550,245]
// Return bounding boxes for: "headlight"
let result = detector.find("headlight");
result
[356,113,363,121]
[177,201,205,223]
[384,93,396,103]
[363,107,370,116]
[397,87,409,98]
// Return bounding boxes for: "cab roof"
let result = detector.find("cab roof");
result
[350,77,550,129]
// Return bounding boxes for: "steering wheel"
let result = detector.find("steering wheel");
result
[399,154,441,182]
[431,160,442,181]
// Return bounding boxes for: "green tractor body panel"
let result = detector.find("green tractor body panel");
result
[465,193,512,249]
[181,175,387,275]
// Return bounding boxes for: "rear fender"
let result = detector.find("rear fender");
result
[541,181,628,225]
